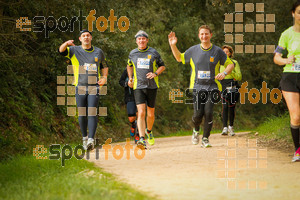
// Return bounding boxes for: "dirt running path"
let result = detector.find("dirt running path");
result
[89,133,300,200]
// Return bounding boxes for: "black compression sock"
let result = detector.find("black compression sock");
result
[291,124,300,151]
[131,121,136,128]
[147,129,151,133]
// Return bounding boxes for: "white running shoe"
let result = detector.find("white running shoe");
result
[228,126,235,136]
[221,127,228,136]
[201,137,212,148]
[83,137,88,150]
[192,129,199,145]
[87,138,94,150]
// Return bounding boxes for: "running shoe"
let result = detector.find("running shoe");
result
[134,134,140,144]
[228,126,235,136]
[137,137,147,149]
[83,137,88,150]
[221,127,228,136]
[292,147,300,162]
[130,121,137,137]
[192,129,199,145]
[145,129,155,145]
[201,137,212,148]
[87,138,94,151]
[130,127,135,137]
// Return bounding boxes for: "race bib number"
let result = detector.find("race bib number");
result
[84,63,97,72]
[292,63,300,72]
[198,71,210,79]
[137,58,150,69]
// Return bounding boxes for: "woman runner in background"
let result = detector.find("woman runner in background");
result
[119,68,139,143]
[274,0,300,162]
[220,45,242,136]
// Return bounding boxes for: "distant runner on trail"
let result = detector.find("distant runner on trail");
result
[119,68,140,144]
[274,0,300,162]
[220,45,242,137]
[59,29,108,151]
[168,25,234,148]
[127,30,165,149]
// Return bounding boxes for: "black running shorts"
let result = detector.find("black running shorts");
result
[127,101,137,117]
[280,73,300,93]
[134,88,157,108]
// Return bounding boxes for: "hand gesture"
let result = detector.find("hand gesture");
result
[168,31,177,46]
[65,40,75,46]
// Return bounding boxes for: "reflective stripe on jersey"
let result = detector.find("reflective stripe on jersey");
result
[189,58,196,89]
[153,59,159,88]
[70,54,80,86]
[133,62,138,89]
[214,61,222,91]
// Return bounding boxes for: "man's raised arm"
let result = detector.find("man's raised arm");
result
[59,40,75,53]
[168,31,182,62]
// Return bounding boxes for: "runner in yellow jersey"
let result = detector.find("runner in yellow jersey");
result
[274,0,300,162]
[220,45,242,136]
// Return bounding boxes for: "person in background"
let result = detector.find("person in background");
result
[119,68,139,143]
[220,45,242,136]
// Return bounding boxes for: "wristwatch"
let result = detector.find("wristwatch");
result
[223,71,227,75]
[154,72,158,76]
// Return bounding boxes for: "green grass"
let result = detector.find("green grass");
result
[253,112,293,149]
[0,154,156,200]
[255,112,290,140]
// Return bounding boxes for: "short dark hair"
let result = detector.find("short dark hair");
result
[291,0,300,13]
[198,25,212,34]
[79,29,92,37]
[222,45,234,58]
